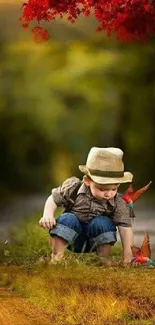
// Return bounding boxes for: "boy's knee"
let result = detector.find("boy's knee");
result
[57,213,82,232]
[87,216,116,236]
[49,213,82,245]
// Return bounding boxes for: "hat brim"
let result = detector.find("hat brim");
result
[79,165,133,184]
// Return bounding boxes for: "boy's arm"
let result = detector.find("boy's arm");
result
[39,195,57,229]
[118,225,133,264]
[39,177,81,229]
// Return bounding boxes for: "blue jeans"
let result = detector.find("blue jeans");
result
[49,213,117,253]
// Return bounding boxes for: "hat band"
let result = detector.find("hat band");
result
[88,168,124,178]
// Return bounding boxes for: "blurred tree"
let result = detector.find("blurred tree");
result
[0,33,155,195]
[0,110,53,194]
[106,43,155,186]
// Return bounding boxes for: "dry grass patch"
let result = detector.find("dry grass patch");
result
[1,263,155,325]
[1,216,155,325]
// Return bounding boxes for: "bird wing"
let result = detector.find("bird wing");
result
[129,182,152,202]
[131,246,141,257]
[141,232,151,258]
[122,182,152,203]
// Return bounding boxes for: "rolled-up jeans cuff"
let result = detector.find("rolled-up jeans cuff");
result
[90,231,117,249]
[49,224,78,244]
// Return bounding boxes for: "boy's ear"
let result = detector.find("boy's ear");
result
[83,175,91,186]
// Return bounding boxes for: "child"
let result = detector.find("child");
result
[39,147,134,265]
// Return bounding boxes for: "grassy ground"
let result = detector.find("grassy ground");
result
[0,215,155,325]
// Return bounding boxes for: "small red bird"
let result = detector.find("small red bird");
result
[131,232,151,263]
[122,181,152,204]
[131,232,155,266]
[122,181,152,218]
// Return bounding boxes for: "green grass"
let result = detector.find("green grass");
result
[0,214,51,265]
[0,212,122,265]
[1,215,155,325]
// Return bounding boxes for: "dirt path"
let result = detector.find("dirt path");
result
[0,287,52,325]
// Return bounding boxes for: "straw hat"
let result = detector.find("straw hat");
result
[79,147,133,184]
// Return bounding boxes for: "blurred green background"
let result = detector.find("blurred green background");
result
[0,1,155,199]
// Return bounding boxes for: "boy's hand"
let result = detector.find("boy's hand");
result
[39,216,56,229]
[123,254,133,265]
[123,256,142,267]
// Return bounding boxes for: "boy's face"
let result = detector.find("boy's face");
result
[83,176,119,200]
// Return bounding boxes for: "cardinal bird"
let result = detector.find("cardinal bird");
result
[131,232,155,266]
[122,181,152,218]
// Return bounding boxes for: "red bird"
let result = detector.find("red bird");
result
[122,181,152,204]
[131,232,155,265]
[122,181,152,218]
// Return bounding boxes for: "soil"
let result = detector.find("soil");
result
[0,286,52,325]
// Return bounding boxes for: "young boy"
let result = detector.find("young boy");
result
[39,147,134,265]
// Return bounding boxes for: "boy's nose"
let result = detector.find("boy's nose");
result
[104,191,111,197]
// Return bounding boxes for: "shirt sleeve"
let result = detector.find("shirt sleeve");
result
[112,194,132,227]
[51,177,82,207]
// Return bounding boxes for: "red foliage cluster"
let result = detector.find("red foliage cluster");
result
[19,0,155,42]
[92,0,155,41]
